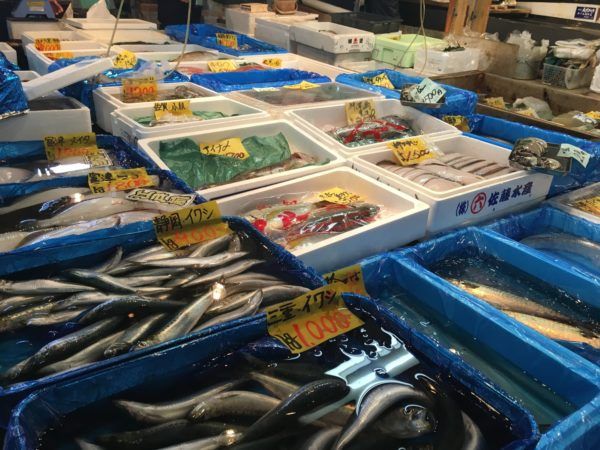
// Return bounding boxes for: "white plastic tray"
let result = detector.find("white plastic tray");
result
[243,53,352,80]
[25,43,111,75]
[93,82,217,133]
[225,6,275,35]
[65,18,157,30]
[15,71,40,82]
[218,166,429,272]
[111,97,270,146]
[352,134,553,234]
[0,43,17,65]
[286,98,458,155]
[21,30,90,47]
[291,21,375,54]
[7,19,69,40]
[79,29,173,44]
[546,182,600,224]
[137,119,346,200]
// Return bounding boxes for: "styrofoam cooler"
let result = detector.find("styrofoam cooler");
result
[117,43,226,63]
[15,71,40,82]
[413,46,480,75]
[254,12,318,52]
[292,21,374,54]
[244,53,352,80]
[225,6,275,35]
[65,18,157,30]
[351,134,553,234]
[137,119,346,199]
[170,59,267,77]
[78,29,173,45]
[6,19,69,40]
[93,82,217,133]
[0,43,17,66]
[25,43,109,75]
[286,98,458,155]
[111,96,270,146]
[218,166,429,272]
[21,30,90,47]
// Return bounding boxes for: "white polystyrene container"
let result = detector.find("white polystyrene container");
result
[218,166,429,272]
[7,19,69,40]
[21,30,90,47]
[291,22,374,54]
[169,60,267,77]
[255,13,318,52]
[0,43,17,65]
[137,119,346,199]
[78,29,173,45]
[93,82,217,133]
[286,98,458,155]
[117,44,227,63]
[351,134,553,234]
[25,43,110,75]
[225,6,275,35]
[65,18,157,30]
[546,182,600,224]
[15,70,40,82]
[243,53,352,80]
[111,97,270,146]
[413,46,480,75]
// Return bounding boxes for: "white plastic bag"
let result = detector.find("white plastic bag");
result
[86,0,115,19]
[513,97,553,121]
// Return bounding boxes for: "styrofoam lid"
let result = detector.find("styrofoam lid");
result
[23,57,114,100]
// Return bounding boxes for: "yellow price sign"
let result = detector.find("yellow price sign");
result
[484,97,506,109]
[345,99,377,125]
[266,283,364,354]
[44,51,74,61]
[585,111,600,120]
[323,264,368,296]
[43,132,99,160]
[207,60,238,73]
[442,115,470,132]
[35,38,61,51]
[153,201,231,251]
[199,137,249,160]
[88,168,155,194]
[283,81,320,90]
[153,100,193,120]
[263,58,282,68]
[363,73,394,89]
[318,187,364,205]
[216,33,239,49]
[122,76,158,103]
[113,50,137,69]
[388,137,434,166]
[83,150,113,168]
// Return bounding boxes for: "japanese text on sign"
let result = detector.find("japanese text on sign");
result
[409,78,445,104]
[153,201,231,251]
[323,264,368,296]
[363,73,394,89]
[35,38,60,51]
[199,137,249,160]
[122,76,158,102]
[455,181,535,217]
[283,81,320,90]
[126,188,195,209]
[88,168,155,194]
[216,33,239,49]
[83,150,113,168]
[207,60,238,73]
[43,132,99,160]
[388,137,434,166]
[113,50,137,69]
[558,144,590,168]
[153,100,192,120]
[266,283,364,354]
[263,58,282,68]
[345,100,377,125]
[318,187,364,205]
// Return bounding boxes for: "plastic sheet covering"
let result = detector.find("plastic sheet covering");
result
[4,293,537,449]
[0,135,161,202]
[0,69,28,121]
[465,114,600,196]
[357,251,600,449]
[165,24,288,56]
[190,69,330,93]
[336,69,478,116]
[0,52,19,71]
[0,216,323,424]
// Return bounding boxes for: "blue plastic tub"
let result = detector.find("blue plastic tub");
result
[165,24,287,56]
[191,68,330,93]
[465,114,600,196]
[336,69,478,116]
[0,216,323,425]
[4,293,537,449]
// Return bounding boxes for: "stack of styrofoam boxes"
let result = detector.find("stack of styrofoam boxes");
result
[254,12,318,52]
[0,43,17,66]
[25,41,110,75]
[291,22,375,65]
[203,0,228,25]
[225,4,275,36]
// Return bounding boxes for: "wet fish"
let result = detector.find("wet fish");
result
[27,308,85,326]
[0,300,56,333]
[189,390,280,421]
[0,279,95,296]
[193,290,262,332]
[65,269,138,294]
[521,233,600,272]
[461,412,487,450]
[91,247,124,273]
[248,371,298,399]
[78,297,182,326]
[373,402,435,439]
[223,278,285,297]
[299,427,341,450]
[50,292,115,312]
[260,284,311,306]
[0,167,32,183]
[157,431,242,450]
[206,291,262,316]
[0,294,49,314]
[0,187,89,215]
[138,251,249,269]
[228,234,242,253]
[75,438,105,450]
[104,313,168,358]
[183,259,264,287]
[189,234,233,258]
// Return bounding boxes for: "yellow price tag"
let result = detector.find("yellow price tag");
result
[345,100,377,125]
[153,201,231,251]
[83,150,113,168]
[388,137,434,166]
[113,50,137,69]
[43,132,99,160]
[35,38,61,51]
[363,73,394,89]
[207,60,238,73]
[585,111,600,120]
[323,264,368,296]
[122,76,158,103]
[442,115,470,132]
[88,168,155,194]
[153,100,193,120]
[484,97,506,109]
[216,33,239,49]
[263,58,282,68]
[199,137,250,160]
[44,51,75,61]
[266,283,364,354]
[283,81,320,90]
[318,187,364,205]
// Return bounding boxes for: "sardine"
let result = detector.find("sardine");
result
[0,294,49,313]
[0,187,89,215]
[27,308,85,326]
[51,292,115,312]
[0,300,56,333]
[189,234,233,258]
[78,297,182,326]
[260,285,310,306]
[521,233,600,271]
[65,269,138,294]
[193,290,262,332]
[157,431,242,450]
[90,248,124,273]
[228,234,242,253]
[183,259,264,287]
[0,279,95,295]
[138,251,249,269]
[189,390,280,421]
[461,412,487,450]
[223,278,285,297]
[299,427,341,450]
[104,313,168,358]
[75,438,105,450]
[248,371,298,399]
[0,167,32,183]
[206,291,261,316]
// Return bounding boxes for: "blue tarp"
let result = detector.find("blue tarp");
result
[3,293,536,448]
[0,52,18,71]
[0,69,27,121]
[465,114,600,197]
[336,69,478,116]
[165,24,287,56]
[191,68,330,92]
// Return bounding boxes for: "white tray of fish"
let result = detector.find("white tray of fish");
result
[78,29,174,45]
[65,18,158,30]
[352,134,554,234]
[286,98,459,155]
[546,182,600,224]
[93,82,218,134]
[111,97,270,146]
[25,44,112,75]
[243,53,353,81]
[116,44,228,63]
[218,167,429,272]
[137,119,346,200]
[20,30,91,47]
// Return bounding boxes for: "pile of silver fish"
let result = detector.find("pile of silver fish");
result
[119,85,209,103]
[0,233,309,384]
[378,152,514,192]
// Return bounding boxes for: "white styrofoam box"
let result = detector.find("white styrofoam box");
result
[25,44,112,75]
[137,119,346,199]
[0,43,17,65]
[291,22,375,54]
[78,29,173,45]
[339,60,396,73]
[295,43,372,66]
[111,97,270,146]
[243,53,351,80]
[0,94,92,141]
[93,82,217,133]
[286,99,458,155]
[255,13,318,52]
[413,47,480,75]
[225,6,275,35]
[65,18,157,30]
[171,60,267,78]
[15,71,40,82]
[351,134,553,234]
[117,44,227,63]
[218,167,430,272]
[21,30,90,47]
[7,19,69,40]
[546,182,600,224]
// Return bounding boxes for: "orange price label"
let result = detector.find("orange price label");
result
[43,132,99,160]
[88,168,155,194]
[216,33,239,49]
[323,264,368,296]
[387,137,434,166]
[122,76,158,102]
[44,51,74,61]
[266,283,364,354]
[35,38,61,51]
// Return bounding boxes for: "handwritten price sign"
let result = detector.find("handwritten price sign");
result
[127,188,195,210]
[43,132,99,160]
[345,100,377,125]
[388,137,434,166]
[263,58,282,68]
[122,76,158,102]
[83,150,113,168]
[323,264,368,296]
[363,73,394,89]
[266,283,364,354]
[88,168,155,193]
[318,187,364,205]
[199,137,249,160]
[216,33,239,49]
[35,38,61,51]
[207,60,238,73]
[113,50,137,69]
[409,78,446,104]
[153,100,192,120]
